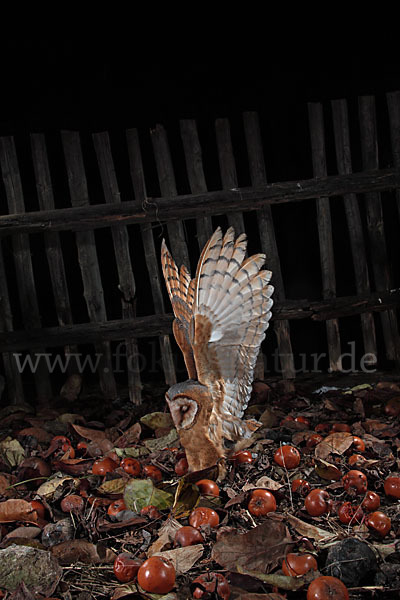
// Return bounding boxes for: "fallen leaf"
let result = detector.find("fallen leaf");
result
[212,519,292,573]
[236,566,318,591]
[98,477,126,495]
[0,438,25,468]
[148,518,182,555]
[314,458,342,481]
[51,540,116,565]
[124,479,174,512]
[154,544,203,574]
[144,429,178,451]
[172,481,200,518]
[3,526,41,542]
[0,544,62,595]
[18,427,53,443]
[36,474,80,499]
[114,422,142,448]
[283,513,334,543]
[0,500,38,524]
[230,588,290,600]
[115,446,149,458]
[140,412,173,430]
[242,476,283,492]
[0,473,17,497]
[315,432,353,460]
[71,423,108,444]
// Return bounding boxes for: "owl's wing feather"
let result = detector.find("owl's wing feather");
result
[191,227,273,441]
[161,239,197,379]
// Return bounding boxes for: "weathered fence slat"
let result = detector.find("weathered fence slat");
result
[151,124,190,269]
[126,128,176,386]
[308,103,342,372]
[358,96,400,364]
[243,112,296,382]
[0,245,24,402]
[215,118,246,235]
[61,131,117,398]
[0,137,52,400]
[2,289,398,353]
[387,91,400,223]
[1,168,399,236]
[30,133,79,376]
[180,119,213,249]
[331,99,377,365]
[93,132,142,403]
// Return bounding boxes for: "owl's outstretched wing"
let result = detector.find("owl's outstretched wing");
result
[191,227,274,441]
[161,239,197,379]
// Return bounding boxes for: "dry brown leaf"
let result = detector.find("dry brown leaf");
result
[51,540,116,565]
[314,432,353,460]
[231,588,289,600]
[154,544,203,574]
[114,422,141,448]
[3,526,41,542]
[212,519,292,573]
[71,423,108,443]
[18,427,53,443]
[283,513,335,543]
[242,476,283,492]
[0,499,38,524]
[148,518,181,555]
[314,458,343,481]
[0,473,17,497]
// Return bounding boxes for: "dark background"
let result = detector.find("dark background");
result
[1,32,400,387]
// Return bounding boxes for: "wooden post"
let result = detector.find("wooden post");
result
[386,92,400,230]
[61,131,117,398]
[0,243,24,403]
[30,133,79,376]
[0,136,52,401]
[215,118,246,234]
[331,99,377,365]
[180,120,213,249]
[93,132,142,404]
[308,103,342,371]
[150,125,190,269]
[126,128,176,386]
[243,112,296,382]
[358,96,400,364]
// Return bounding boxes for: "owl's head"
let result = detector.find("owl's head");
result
[165,380,207,430]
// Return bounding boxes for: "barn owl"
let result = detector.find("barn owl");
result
[161,227,273,473]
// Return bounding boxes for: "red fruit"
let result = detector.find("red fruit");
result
[280,416,295,427]
[352,436,366,452]
[189,507,219,528]
[315,423,330,433]
[361,491,380,512]
[347,454,365,466]
[273,445,301,469]
[192,572,230,600]
[174,525,204,547]
[30,500,46,519]
[231,450,253,464]
[137,556,175,594]
[113,552,142,583]
[307,576,349,600]
[384,476,400,499]
[305,433,323,449]
[248,489,277,516]
[365,511,391,537]
[331,423,352,433]
[76,441,88,456]
[175,457,189,476]
[60,494,85,513]
[282,553,318,577]
[92,457,118,476]
[107,499,127,516]
[291,479,311,495]
[195,479,220,496]
[121,458,141,477]
[342,470,368,495]
[304,489,331,517]
[295,416,310,427]
[140,505,161,519]
[338,501,364,525]
[51,435,71,447]
[384,397,400,417]
[143,465,163,483]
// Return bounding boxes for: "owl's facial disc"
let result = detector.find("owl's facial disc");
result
[166,394,198,430]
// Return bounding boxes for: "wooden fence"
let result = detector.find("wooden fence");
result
[1,93,400,405]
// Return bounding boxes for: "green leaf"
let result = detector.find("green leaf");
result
[172,481,200,518]
[0,438,26,468]
[97,477,126,495]
[144,429,178,451]
[124,479,174,512]
[140,412,173,430]
[114,446,149,458]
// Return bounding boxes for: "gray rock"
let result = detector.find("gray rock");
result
[0,544,62,594]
